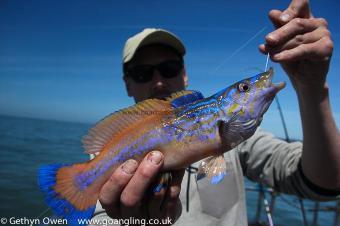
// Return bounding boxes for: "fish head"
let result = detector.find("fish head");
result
[216,67,286,147]
[230,67,286,118]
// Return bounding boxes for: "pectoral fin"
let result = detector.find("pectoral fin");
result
[219,110,256,149]
[196,155,227,184]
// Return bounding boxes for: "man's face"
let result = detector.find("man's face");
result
[124,45,188,103]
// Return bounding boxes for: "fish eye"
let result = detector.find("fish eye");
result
[238,83,250,92]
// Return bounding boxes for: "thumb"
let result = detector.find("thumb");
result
[280,0,312,23]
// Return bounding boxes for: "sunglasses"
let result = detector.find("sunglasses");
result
[126,60,184,83]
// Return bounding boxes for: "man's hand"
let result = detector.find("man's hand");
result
[98,151,184,224]
[260,0,340,189]
[259,0,333,91]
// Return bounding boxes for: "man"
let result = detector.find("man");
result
[91,0,340,225]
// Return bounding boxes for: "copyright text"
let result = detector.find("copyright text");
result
[0,217,67,225]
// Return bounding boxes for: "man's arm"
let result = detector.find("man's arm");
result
[259,0,340,189]
[238,128,339,200]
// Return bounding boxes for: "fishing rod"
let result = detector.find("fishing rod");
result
[275,96,290,142]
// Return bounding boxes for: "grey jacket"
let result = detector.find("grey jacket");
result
[90,129,339,226]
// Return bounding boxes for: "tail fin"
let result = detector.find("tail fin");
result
[38,163,97,226]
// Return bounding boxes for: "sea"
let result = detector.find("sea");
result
[0,115,338,226]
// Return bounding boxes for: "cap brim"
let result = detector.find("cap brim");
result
[123,29,186,63]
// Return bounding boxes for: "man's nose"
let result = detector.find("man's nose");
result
[151,69,165,88]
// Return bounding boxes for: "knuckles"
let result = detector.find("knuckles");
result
[292,18,304,30]
[295,34,304,43]
[139,164,157,180]
[319,27,331,38]
[321,37,334,56]
[120,191,140,208]
[99,194,110,206]
[169,186,181,199]
[110,172,128,188]
[290,17,329,31]
[316,17,328,27]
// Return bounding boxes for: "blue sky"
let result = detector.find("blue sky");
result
[0,0,339,139]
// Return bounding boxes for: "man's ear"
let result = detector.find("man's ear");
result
[123,76,132,97]
[183,67,189,88]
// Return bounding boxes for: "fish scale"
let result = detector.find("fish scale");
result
[38,68,285,225]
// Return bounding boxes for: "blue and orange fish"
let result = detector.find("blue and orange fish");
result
[38,68,285,225]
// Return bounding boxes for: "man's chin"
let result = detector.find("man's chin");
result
[150,94,172,100]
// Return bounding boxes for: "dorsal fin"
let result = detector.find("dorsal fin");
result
[166,90,204,108]
[82,99,173,154]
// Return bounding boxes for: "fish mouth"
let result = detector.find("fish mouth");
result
[263,67,286,96]
[255,67,286,123]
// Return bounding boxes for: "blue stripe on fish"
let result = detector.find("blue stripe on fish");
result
[177,98,217,118]
[171,91,204,108]
[76,129,166,189]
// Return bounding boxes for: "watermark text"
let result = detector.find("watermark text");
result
[0,216,172,225]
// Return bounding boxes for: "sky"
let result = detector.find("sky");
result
[0,0,339,140]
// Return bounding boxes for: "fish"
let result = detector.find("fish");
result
[38,67,285,225]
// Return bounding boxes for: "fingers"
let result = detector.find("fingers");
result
[120,151,164,216]
[161,169,185,221]
[164,169,185,201]
[281,0,312,21]
[270,37,333,62]
[268,0,312,30]
[262,0,331,86]
[259,17,332,62]
[99,151,164,219]
[265,18,328,46]
[99,159,138,218]
[148,177,167,217]
[268,9,285,28]
[148,169,185,221]
[260,25,330,54]
[147,172,171,215]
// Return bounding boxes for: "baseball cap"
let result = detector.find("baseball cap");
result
[122,28,186,64]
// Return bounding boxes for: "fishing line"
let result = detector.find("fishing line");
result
[265,53,270,71]
[262,52,275,226]
[211,26,267,75]
[262,189,274,226]
[264,51,290,142]
[33,207,51,225]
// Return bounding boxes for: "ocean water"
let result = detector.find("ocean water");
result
[0,115,90,219]
[0,115,337,225]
